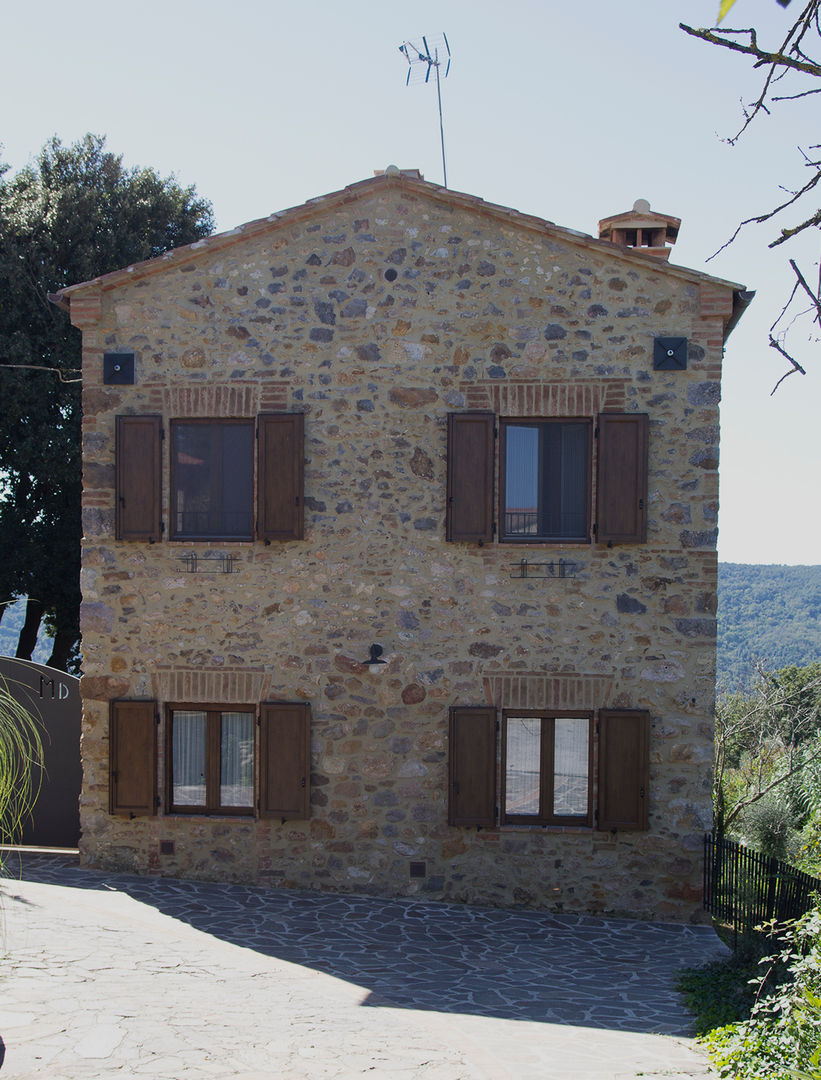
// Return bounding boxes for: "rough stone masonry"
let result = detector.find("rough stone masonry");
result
[57,171,747,921]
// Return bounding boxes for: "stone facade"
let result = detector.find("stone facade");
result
[59,171,747,922]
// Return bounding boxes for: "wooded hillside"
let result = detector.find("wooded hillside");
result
[718,564,821,689]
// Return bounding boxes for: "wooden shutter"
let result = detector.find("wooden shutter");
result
[446,412,495,544]
[110,700,157,816]
[596,413,648,544]
[448,706,497,827]
[116,416,162,541]
[257,413,304,541]
[259,702,311,819]
[598,709,650,831]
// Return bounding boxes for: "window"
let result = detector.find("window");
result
[448,705,650,831]
[501,420,590,541]
[171,421,254,539]
[109,700,311,820]
[447,410,648,546]
[115,413,305,543]
[168,706,255,814]
[501,712,592,826]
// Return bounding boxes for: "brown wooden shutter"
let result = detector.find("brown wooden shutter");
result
[446,412,495,544]
[598,709,650,831]
[259,702,311,819]
[448,706,497,827]
[110,700,157,816]
[596,413,648,544]
[116,416,162,541]
[257,413,304,541]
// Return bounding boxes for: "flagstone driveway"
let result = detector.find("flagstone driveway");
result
[0,853,724,1078]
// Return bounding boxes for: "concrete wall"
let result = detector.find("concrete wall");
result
[73,178,732,920]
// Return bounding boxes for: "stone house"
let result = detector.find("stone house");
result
[53,168,750,921]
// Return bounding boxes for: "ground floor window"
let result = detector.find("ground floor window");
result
[169,707,255,814]
[109,699,311,820]
[448,705,650,831]
[502,712,592,825]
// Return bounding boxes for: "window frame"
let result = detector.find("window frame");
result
[499,417,593,544]
[500,709,594,827]
[165,702,257,817]
[169,418,255,542]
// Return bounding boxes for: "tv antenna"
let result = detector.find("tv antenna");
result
[398,34,452,188]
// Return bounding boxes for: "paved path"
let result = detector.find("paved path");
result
[0,854,724,1079]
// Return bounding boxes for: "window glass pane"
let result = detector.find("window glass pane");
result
[504,422,588,540]
[553,717,589,817]
[558,423,588,538]
[220,711,255,807]
[173,423,253,538]
[505,716,541,816]
[505,425,539,536]
[541,422,588,539]
[172,711,206,806]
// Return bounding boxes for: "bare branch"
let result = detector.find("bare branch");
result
[679,24,821,77]
[769,337,807,392]
[773,85,821,100]
[788,257,821,323]
[770,203,821,244]
[0,363,81,383]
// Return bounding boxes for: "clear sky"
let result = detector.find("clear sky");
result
[2,0,818,565]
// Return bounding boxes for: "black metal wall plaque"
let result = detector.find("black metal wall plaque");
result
[103,352,135,384]
[653,337,688,370]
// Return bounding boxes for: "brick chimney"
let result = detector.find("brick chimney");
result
[598,199,680,261]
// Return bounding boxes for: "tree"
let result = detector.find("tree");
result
[0,135,214,671]
[714,663,821,842]
[681,3,821,391]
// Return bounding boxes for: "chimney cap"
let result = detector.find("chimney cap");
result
[598,199,681,259]
[374,166,424,180]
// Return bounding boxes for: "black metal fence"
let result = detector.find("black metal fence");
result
[704,832,821,940]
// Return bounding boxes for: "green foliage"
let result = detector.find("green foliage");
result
[0,134,214,670]
[678,951,763,1034]
[738,791,799,861]
[0,674,43,868]
[714,662,821,841]
[702,906,821,1080]
[718,565,821,691]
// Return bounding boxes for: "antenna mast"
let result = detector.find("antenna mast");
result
[398,34,452,188]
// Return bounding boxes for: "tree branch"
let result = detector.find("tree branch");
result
[679,23,821,78]
[0,364,81,383]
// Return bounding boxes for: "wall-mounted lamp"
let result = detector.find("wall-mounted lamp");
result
[361,643,387,670]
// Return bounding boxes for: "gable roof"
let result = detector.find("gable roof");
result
[50,170,750,332]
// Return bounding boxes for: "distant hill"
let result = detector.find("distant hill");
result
[718,564,821,689]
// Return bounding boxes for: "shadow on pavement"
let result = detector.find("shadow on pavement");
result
[6,851,726,1036]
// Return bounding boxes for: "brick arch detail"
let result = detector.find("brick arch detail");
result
[462,381,627,415]
[482,672,614,711]
[163,384,260,418]
[153,666,272,704]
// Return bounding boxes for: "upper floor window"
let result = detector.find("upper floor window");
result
[115,413,304,543]
[446,411,648,546]
[172,421,254,540]
[501,420,590,542]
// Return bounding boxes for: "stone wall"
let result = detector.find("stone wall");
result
[73,177,733,921]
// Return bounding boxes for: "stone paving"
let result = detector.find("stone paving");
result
[0,853,725,1078]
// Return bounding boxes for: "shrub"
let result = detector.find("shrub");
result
[0,674,44,870]
[702,905,821,1079]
